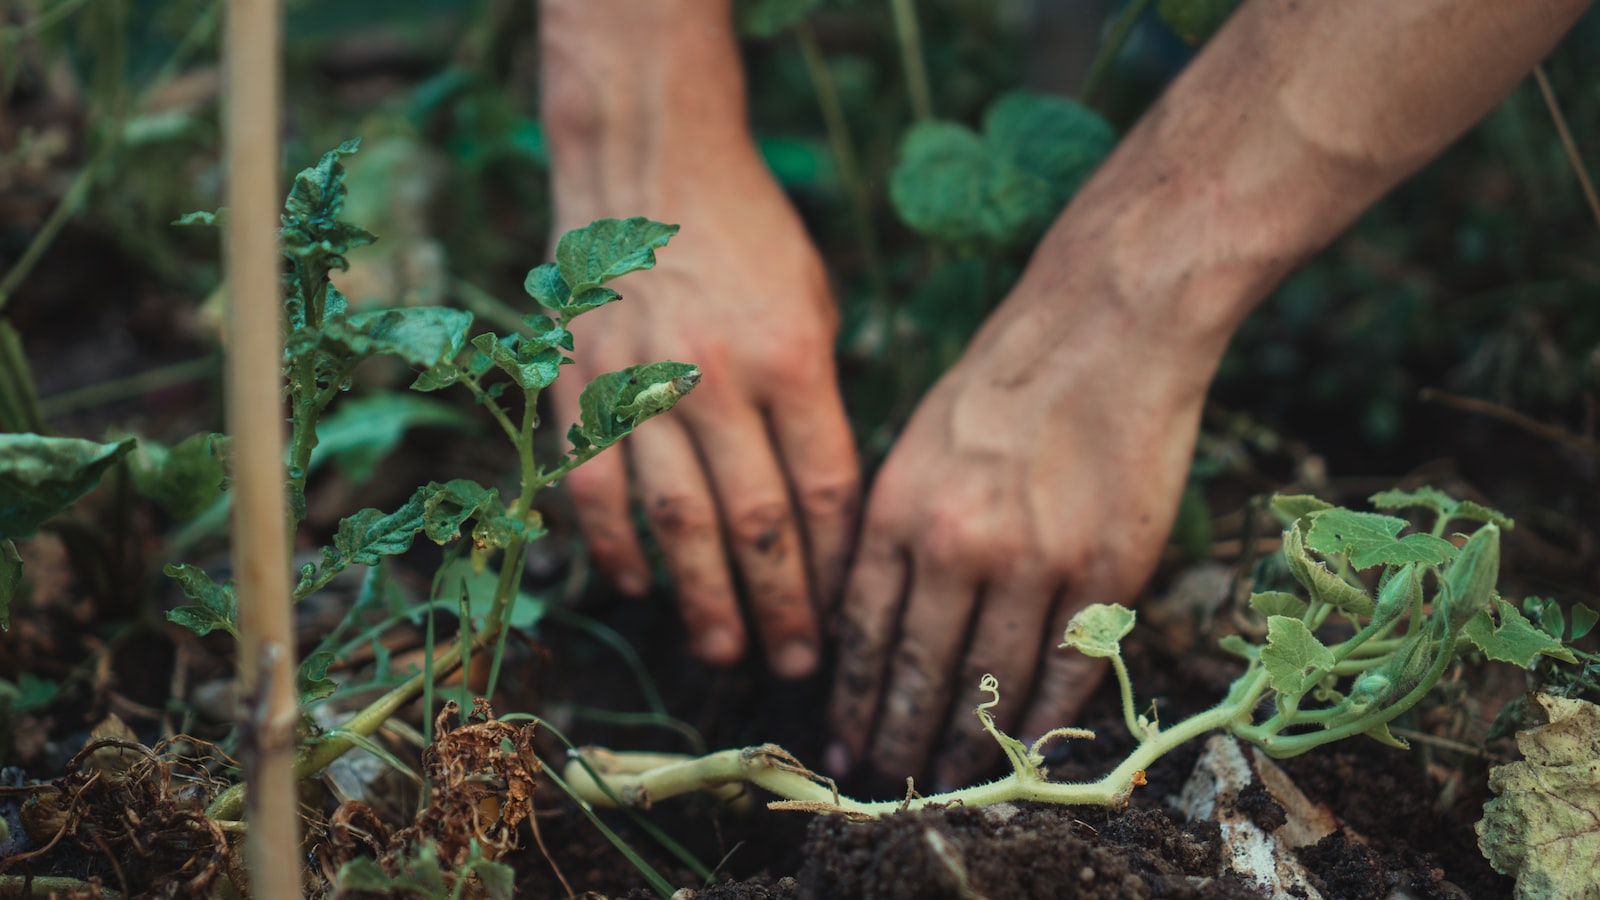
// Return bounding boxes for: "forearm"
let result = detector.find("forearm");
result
[539,0,752,218]
[1025,0,1590,358]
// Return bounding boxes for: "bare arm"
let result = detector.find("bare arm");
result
[830,0,1592,788]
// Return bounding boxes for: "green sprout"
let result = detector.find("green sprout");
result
[565,489,1575,817]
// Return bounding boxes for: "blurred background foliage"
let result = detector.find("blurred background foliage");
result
[3,0,1598,506]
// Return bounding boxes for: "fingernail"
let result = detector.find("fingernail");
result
[773,641,818,679]
[614,569,650,596]
[695,626,741,664]
[823,741,851,777]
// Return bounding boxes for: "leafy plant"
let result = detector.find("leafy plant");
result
[563,489,1572,818]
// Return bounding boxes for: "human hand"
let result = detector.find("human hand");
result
[826,229,1227,791]
[549,145,860,679]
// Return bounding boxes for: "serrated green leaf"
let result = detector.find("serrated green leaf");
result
[298,649,338,703]
[310,393,478,483]
[321,307,474,369]
[1463,598,1577,667]
[280,139,376,264]
[470,332,568,392]
[1369,486,1514,532]
[422,479,499,544]
[0,435,136,539]
[554,217,680,299]
[564,285,623,317]
[739,0,824,37]
[569,362,701,456]
[1283,522,1376,617]
[1270,494,1334,524]
[1306,508,1457,569]
[1158,0,1244,44]
[1,539,20,631]
[473,858,516,900]
[163,564,238,638]
[1260,615,1336,695]
[1058,603,1137,658]
[1476,694,1600,900]
[329,490,429,568]
[1248,590,1308,620]
[130,432,228,519]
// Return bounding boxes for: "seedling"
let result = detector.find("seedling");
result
[566,489,1576,818]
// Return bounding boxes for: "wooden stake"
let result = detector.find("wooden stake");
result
[223,0,300,896]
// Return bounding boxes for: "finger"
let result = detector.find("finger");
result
[931,577,1057,792]
[628,416,747,666]
[1018,597,1111,745]
[825,529,908,775]
[763,365,862,615]
[555,386,651,595]
[683,397,820,679]
[864,561,980,780]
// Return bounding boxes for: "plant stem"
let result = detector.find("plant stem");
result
[36,355,221,419]
[887,0,933,121]
[1533,64,1600,236]
[1080,0,1157,106]
[794,22,888,304]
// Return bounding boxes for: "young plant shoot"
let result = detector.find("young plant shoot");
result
[565,489,1576,818]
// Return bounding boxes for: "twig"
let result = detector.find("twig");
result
[1419,387,1600,455]
[1533,64,1600,236]
[222,0,299,896]
[888,0,932,121]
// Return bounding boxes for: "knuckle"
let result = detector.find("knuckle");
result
[645,493,717,540]
[795,475,861,524]
[919,512,1015,570]
[726,500,792,553]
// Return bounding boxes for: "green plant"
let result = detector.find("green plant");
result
[0,140,701,893]
[564,488,1574,818]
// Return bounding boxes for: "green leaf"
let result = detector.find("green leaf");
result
[1058,603,1137,659]
[739,0,824,37]
[1476,694,1600,900]
[298,649,337,703]
[1260,615,1336,695]
[334,844,449,896]
[1462,598,1577,667]
[310,393,478,483]
[172,209,225,227]
[470,332,568,392]
[329,490,430,568]
[0,435,136,539]
[1283,522,1376,617]
[1158,0,1244,44]
[163,564,239,638]
[321,307,474,369]
[130,432,228,519]
[1362,720,1411,750]
[889,92,1115,249]
[433,557,546,629]
[0,539,19,631]
[1270,493,1334,524]
[473,858,516,900]
[280,139,376,265]
[1248,590,1308,621]
[1305,508,1457,569]
[1218,633,1258,660]
[984,91,1116,213]
[1369,486,1514,532]
[554,217,680,299]
[1570,604,1598,642]
[524,263,570,310]
[421,479,500,544]
[568,362,701,455]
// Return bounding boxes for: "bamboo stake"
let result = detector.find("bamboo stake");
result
[223,0,300,896]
